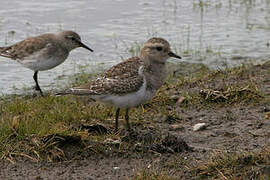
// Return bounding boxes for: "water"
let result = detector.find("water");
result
[0,0,270,94]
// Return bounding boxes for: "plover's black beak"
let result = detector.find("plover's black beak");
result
[168,51,181,59]
[77,41,94,52]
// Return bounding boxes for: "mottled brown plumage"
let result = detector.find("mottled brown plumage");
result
[69,57,144,96]
[72,75,144,96]
[104,57,143,78]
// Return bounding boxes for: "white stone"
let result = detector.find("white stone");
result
[193,123,206,131]
[113,167,120,170]
[104,138,121,145]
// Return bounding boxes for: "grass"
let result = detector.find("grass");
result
[193,147,270,179]
[0,92,127,162]
[128,41,142,57]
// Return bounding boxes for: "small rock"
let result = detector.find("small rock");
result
[176,96,186,104]
[171,95,186,105]
[170,95,179,101]
[265,112,270,119]
[170,124,184,131]
[193,123,206,131]
[263,106,270,112]
[113,167,120,170]
[134,142,142,147]
[104,138,121,145]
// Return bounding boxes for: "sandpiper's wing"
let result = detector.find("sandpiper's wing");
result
[59,56,144,96]
[0,34,55,60]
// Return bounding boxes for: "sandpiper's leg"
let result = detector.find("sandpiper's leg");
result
[33,71,43,96]
[115,108,120,132]
[125,108,130,131]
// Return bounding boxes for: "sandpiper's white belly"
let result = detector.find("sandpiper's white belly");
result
[96,79,156,108]
[19,56,67,72]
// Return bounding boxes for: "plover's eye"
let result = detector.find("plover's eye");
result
[66,36,76,41]
[156,46,163,51]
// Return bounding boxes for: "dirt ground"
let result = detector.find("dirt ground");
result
[0,62,270,179]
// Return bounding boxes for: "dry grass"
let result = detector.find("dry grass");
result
[193,147,270,179]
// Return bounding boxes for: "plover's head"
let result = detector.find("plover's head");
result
[140,37,181,63]
[58,31,93,52]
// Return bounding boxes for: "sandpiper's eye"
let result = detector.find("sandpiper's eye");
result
[156,46,163,51]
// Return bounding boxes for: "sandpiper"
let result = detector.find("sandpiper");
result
[0,31,93,95]
[57,37,181,131]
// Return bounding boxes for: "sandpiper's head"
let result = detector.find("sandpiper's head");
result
[140,37,181,63]
[58,31,93,52]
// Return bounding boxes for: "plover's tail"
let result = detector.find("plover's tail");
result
[55,90,71,96]
[55,88,93,96]
[55,88,75,96]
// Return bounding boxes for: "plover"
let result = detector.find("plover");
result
[0,31,93,95]
[58,37,181,131]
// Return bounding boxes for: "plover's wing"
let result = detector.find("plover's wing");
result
[60,74,144,96]
[0,35,55,60]
[104,56,143,78]
[56,56,144,96]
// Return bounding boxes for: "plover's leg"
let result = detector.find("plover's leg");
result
[115,108,120,132]
[33,71,43,96]
[125,108,130,131]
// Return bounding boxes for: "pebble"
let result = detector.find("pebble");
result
[113,167,120,170]
[170,124,184,131]
[193,123,206,131]
[104,138,121,145]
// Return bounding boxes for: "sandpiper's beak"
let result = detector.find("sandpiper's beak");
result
[168,51,181,59]
[77,41,94,52]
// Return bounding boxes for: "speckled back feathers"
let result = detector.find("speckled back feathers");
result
[70,57,144,95]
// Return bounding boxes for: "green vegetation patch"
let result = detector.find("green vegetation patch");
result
[193,147,270,179]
